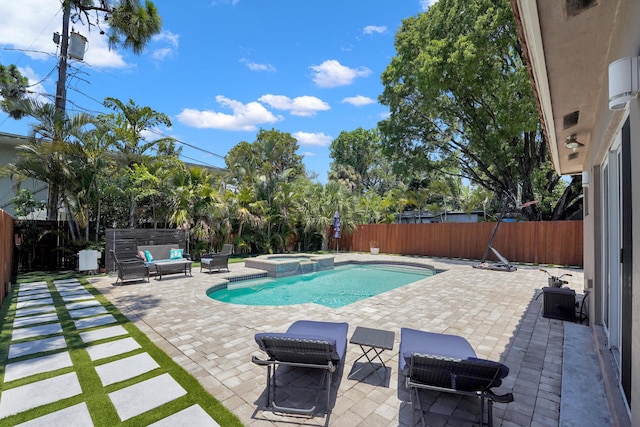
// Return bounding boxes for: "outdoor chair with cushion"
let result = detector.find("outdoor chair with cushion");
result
[252,320,349,416]
[399,327,513,427]
[200,243,233,273]
[110,249,149,284]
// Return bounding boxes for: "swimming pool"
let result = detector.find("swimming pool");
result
[207,263,438,308]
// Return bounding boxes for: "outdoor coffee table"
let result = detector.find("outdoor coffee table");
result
[349,326,395,383]
[151,260,193,280]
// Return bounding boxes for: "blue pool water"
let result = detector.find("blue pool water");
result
[207,264,438,308]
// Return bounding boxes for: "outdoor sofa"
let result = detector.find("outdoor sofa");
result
[137,244,192,280]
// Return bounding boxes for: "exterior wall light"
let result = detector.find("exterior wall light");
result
[565,134,584,151]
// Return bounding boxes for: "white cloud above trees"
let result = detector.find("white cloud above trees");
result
[309,60,371,88]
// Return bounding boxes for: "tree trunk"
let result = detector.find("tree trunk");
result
[129,193,135,228]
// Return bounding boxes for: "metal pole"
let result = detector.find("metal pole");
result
[55,1,71,116]
[480,199,508,263]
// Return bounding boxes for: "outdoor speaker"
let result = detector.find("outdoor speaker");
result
[608,56,639,110]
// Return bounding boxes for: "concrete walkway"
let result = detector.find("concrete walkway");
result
[0,254,617,426]
[0,278,220,426]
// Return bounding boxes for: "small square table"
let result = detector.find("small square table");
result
[349,326,395,383]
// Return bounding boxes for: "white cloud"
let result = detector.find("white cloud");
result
[259,94,330,117]
[151,48,174,61]
[150,30,179,61]
[139,125,172,142]
[363,25,387,35]
[0,1,127,68]
[302,151,316,157]
[240,58,276,72]
[420,0,439,10]
[293,131,333,147]
[310,60,371,88]
[153,31,180,47]
[176,95,281,131]
[342,95,376,106]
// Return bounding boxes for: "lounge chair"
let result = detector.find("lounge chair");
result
[399,327,513,427]
[200,243,233,273]
[110,249,149,284]
[252,320,349,416]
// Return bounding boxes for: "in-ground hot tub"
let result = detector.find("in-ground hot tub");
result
[244,253,334,278]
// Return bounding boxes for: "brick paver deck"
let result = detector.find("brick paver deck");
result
[87,254,589,426]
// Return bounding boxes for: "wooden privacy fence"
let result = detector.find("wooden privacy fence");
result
[332,221,583,267]
[0,210,15,307]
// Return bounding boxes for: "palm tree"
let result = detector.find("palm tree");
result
[272,179,304,252]
[302,181,354,251]
[101,97,174,227]
[7,101,95,224]
[231,183,265,252]
[167,166,227,254]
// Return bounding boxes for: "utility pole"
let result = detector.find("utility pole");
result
[55,1,71,116]
[46,1,71,221]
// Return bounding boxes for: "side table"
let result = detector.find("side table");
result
[349,326,395,384]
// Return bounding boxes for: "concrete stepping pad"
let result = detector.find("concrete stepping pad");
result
[79,325,128,343]
[57,288,88,296]
[95,352,160,386]
[16,298,54,309]
[14,402,93,427]
[148,404,220,427]
[9,336,67,359]
[62,292,95,302]
[17,291,51,302]
[74,314,117,330]
[54,280,83,289]
[17,289,50,299]
[14,305,57,317]
[108,373,187,421]
[0,372,82,419]
[12,323,63,341]
[86,337,141,361]
[66,299,101,311]
[53,279,80,284]
[13,313,59,328]
[58,286,89,293]
[68,306,108,319]
[4,351,73,383]
[17,281,48,291]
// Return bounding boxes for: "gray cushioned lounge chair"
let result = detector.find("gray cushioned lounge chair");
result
[399,327,513,427]
[110,249,149,284]
[200,243,233,273]
[252,320,349,417]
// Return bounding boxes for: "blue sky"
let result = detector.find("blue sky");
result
[0,1,436,181]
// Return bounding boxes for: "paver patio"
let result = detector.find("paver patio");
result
[86,253,604,426]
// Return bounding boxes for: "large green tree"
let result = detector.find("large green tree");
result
[329,127,399,195]
[379,0,581,220]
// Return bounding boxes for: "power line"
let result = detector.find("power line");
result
[0,47,58,60]
[144,128,226,160]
